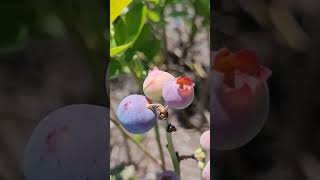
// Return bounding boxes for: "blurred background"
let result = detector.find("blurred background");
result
[109,0,210,179]
[212,0,320,180]
[0,0,107,179]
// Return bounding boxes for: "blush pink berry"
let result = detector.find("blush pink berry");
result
[143,67,175,101]
[202,160,210,180]
[211,48,271,150]
[200,130,210,150]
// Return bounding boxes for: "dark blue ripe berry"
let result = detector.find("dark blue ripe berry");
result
[117,94,157,134]
[158,170,179,180]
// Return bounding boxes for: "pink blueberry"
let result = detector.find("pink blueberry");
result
[211,48,271,150]
[117,94,157,134]
[143,67,175,101]
[202,161,210,180]
[158,170,179,180]
[162,76,195,109]
[24,104,108,180]
[200,130,210,150]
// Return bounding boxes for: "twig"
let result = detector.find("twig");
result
[154,121,166,170]
[177,153,196,161]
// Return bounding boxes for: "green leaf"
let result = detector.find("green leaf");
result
[110,42,132,57]
[0,1,30,53]
[132,24,161,60]
[113,17,128,45]
[109,59,122,79]
[194,0,210,18]
[147,9,160,22]
[124,2,147,42]
[146,0,160,4]
[110,0,132,24]
[111,2,147,56]
[110,163,126,175]
[170,11,189,17]
[165,0,186,5]
[132,59,147,79]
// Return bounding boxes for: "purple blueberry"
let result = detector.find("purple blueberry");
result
[117,94,157,134]
[162,76,195,109]
[158,170,179,180]
[24,104,108,180]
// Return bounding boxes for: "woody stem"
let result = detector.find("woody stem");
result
[178,154,196,161]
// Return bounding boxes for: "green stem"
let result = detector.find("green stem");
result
[154,121,166,171]
[165,120,180,177]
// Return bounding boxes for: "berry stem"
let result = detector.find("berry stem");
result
[154,121,166,171]
[146,103,164,109]
[178,154,196,161]
[165,120,181,177]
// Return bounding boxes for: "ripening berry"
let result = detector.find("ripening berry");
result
[200,130,210,150]
[24,104,108,180]
[143,67,175,101]
[117,94,157,134]
[211,48,271,150]
[162,76,195,109]
[202,161,210,180]
[158,170,179,180]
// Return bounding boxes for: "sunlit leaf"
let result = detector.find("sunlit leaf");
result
[111,2,147,56]
[147,9,160,22]
[110,0,132,24]
[110,42,132,57]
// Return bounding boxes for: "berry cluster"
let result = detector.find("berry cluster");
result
[117,67,195,134]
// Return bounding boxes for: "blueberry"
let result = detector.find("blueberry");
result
[202,161,210,180]
[200,130,210,150]
[162,76,195,109]
[211,48,271,150]
[117,94,157,134]
[143,67,175,101]
[212,82,269,150]
[24,104,108,180]
[158,170,179,180]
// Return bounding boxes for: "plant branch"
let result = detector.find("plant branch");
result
[154,121,166,170]
[177,153,196,161]
[165,120,180,177]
